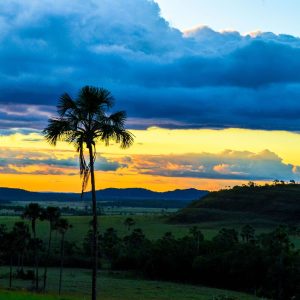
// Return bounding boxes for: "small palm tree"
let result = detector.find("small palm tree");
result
[41,206,61,291]
[55,218,72,295]
[12,221,30,275]
[22,203,43,290]
[6,231,16,289]
[124,217,136,231]
[240,224,255,243]
[43,86,134,300]
[189,226,204,253]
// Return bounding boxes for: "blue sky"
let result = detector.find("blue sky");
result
[0,0,300,191]
[156,0,300,36]
[0,0,300,132]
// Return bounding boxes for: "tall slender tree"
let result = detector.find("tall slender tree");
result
[124,217,136,231]
[22,203,43,290]
[41,206,61,291]
[189,226,204,254]
[55,218,72,295]
[6,231,16,289]
[43,86,134,300]
[12,221,30,275]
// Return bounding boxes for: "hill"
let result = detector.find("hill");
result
[0,187,208,203]
[171,184,300,223]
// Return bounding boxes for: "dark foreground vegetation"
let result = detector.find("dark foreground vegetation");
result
[98,225,300,300]
[0,201,299,300]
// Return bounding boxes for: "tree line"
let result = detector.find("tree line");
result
[94,223,300,300]
[2,204,299,300]
[0,203,72,294]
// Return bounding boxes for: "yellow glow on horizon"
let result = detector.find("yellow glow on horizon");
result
[0,127,299,192]
[0,172,248,193]
[2,128,300,164]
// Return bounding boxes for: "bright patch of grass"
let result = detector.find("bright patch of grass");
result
[0,290,77,300]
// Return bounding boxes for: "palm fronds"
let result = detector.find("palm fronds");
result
[43,85,134,196]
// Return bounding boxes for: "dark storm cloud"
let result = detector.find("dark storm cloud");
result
[1,0,300,130]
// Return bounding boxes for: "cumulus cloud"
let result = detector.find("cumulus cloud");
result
[0,0,300,130]
[125,150,300,181]
[0,148,125,175]
[0,144,297,181]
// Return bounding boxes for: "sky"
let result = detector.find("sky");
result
[0,0,300,192]
[155,0,300,36]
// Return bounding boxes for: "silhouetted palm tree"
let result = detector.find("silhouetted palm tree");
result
[41,206,61,291]
[55,218,72,295]
[6,231,16,289]
[189,226,204,253]
[0,224,7,257]
[12,221,30,275]
[22,203,43,290]
[43,86,134,300]
[240,224,255,243]
[124,217,136,231]
[0,225,13,289]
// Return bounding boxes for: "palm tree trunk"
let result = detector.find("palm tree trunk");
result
[9,255,13,289]
[33,224,39,291]
[36,256,39,290]
[43,227,52,291]
[59,233,65,295]
[89,145,98,300]
[21,252,24,273]
[17,254,20,272]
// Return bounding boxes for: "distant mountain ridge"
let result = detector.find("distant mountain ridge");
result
[0,187,208,202]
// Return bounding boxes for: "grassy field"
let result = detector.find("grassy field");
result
[0,268,263,300]
[0,214,294,299]
[0,214,299,248]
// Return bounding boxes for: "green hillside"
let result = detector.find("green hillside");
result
[171,183,300,223]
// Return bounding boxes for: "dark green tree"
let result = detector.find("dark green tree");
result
[55,218,72,295]
[101,227,121,267]
[41,206,61,291]
[43,86,134,300]
[0,224,7,258]
[22,203,43,290]
[189,226,204,253]
[6,231,16,289]
[213,228,239,250]
[124,217,136,231]
[240,224,255,243]
[12,221,30,275]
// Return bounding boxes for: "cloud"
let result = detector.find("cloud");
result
[0,0,300,130]
[124,150,300,181]
[0,147,125,175]
[0,141,297,182]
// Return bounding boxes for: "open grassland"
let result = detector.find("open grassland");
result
[0,214,298,248]
[0,268,263,300]
[0,291,76,300]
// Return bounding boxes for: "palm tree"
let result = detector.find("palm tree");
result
[43,86,134,300]
[41,206,61,291]
[189,226,204,253]
[240,224,255,243]
[12,221,30,275]
[22,203,43,290]
[124,217,136,231]
[55,218,72,295]
[0,225,13,289]
[6,231,16,289]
